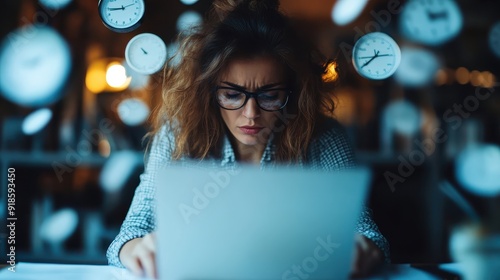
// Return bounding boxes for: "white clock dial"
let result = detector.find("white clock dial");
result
[352,32,401,80]
[400,0,463,46]
[125,33,167,75]
[0,26,71,107]
[489,21,500,59]
[39,0,72,9]
[98,0,145,33]
[395,46,440,87]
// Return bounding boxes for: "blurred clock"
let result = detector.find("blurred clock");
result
[39,0,72,9]
[489,21,500,59]
[395,46,440,87]
[0,26,72,107]
[400,0,463,46]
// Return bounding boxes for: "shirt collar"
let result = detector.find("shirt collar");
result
[221,133,275,167]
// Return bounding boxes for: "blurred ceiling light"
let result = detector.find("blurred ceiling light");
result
[22,108,52,135]
[456,144,500,197]
[180,0,199,5]
[98,138,111,158]
[331,0,368,26]
[322,62,338,82]
[40,208,79,244]
[395,46,440,87]
[86,58,130,93]
[469,70,483,87]
[106,62,131,89]
[0,25,71,107]
[100,150,141,192]
[435,69,448,86]
[481,71,495,88]
[39,0,72,9]
[117,98,150,126]
[455,67,470,85]
[176,10,202,33]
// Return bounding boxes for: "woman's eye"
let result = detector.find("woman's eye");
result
[224,92,242,99]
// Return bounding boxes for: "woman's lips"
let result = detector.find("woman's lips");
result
[239,126,264,135]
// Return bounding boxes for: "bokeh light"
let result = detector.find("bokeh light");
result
[40,208,79,244]
[117,98,150,126]
[456,144,500,197]
[331,0,368,26]
[0,25,71,107]
[22,108,53,135]
[106,63,130,88]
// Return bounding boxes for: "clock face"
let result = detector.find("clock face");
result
[400,0,463,46]
[489,21,500,59]
[0,26,71,107]
[352,32,401,80]
[125,33,167,75]
[98,0,145,33]
[394,46,440,87]
[39,0,72,9]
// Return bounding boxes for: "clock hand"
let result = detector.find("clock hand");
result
[108,3,134,11]
[358,54,393,59]
[361,50,379,68]
[141,48,148,55]
[426,10,448,21]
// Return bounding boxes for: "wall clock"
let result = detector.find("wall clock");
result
[0,26,71,107]
[399,0,463,46]
[98,0,145,33]
[352,32,401,80]
[125,33,167,75]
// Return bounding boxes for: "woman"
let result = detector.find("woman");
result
[107,0,389,278]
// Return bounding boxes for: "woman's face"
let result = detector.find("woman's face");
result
[217,55,288,148]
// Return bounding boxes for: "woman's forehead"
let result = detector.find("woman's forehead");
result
[218,55,287,85]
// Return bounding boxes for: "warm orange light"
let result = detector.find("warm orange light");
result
[435,69,447,86]
[85,58,131,94]
[470,70,483,87]
[455,67,470,85]
[323,62,338,82]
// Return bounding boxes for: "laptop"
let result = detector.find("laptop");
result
[155,163,371,280]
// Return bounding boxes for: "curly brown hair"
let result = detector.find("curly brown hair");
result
[148,0,336,162]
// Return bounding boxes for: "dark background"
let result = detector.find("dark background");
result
[1,0,500,265]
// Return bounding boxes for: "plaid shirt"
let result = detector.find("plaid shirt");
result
[106,118,390,267]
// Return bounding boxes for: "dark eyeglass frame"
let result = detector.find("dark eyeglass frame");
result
[214,86,291,112]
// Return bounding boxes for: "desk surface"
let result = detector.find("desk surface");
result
[0,262,462,280]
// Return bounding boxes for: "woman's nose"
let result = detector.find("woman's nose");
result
[242,97,260,119]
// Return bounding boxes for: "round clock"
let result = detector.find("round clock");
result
[125,33,167,75]
[399,0,463,46]
[489,21,500,59]
[394,46,440,87]
[39,0,72,9]
[0,26,71,107]
[98,0,145,33]
[352,32,401,80]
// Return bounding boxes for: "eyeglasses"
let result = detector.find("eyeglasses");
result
[214,86,291,111]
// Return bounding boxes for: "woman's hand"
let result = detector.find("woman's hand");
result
[350,233,384,278]
[119,232,157,279]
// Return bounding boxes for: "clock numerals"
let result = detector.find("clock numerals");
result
[352,32,401,80]
[98,0,145,33]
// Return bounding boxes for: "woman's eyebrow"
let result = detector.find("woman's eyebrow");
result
[221,81,284,91]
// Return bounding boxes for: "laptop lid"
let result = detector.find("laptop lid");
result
[155,164,371,280]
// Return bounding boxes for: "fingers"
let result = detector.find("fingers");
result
[122,233,158,279]
[350,234,383,278]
